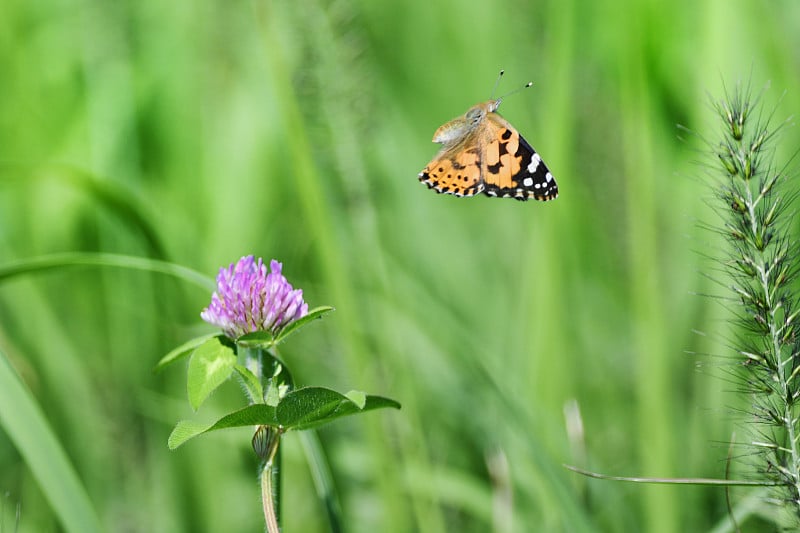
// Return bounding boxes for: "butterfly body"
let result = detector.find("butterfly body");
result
[419,98,558,201]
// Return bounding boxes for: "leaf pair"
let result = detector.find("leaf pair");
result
[155,306,335,410]
[157,304,400,450]
[168,387,400,449]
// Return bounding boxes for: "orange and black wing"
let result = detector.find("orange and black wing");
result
[482,116,558,201]
[418,146,485,197]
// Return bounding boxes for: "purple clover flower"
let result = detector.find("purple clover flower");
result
[201,256,309,340]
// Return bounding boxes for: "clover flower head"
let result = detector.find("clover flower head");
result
[201,256,308,340]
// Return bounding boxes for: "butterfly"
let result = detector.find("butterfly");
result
[418,75,558,201]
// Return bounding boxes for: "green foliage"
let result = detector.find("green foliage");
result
[168,387,400,449]
[0,253,214,291]
[186,337,237,410]
[277,387,399,431]
[168,322,398,467]
[273,306,336,345]
[154,333,221,373]
[233,363,264,404]
[0,349,101,533]
[2,0,800,531]
[168,404,277,450]
[237,306,335,348]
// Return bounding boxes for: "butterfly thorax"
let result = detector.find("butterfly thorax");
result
[431,99,501,146]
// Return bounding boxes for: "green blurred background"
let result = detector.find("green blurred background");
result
[2,0,800,531]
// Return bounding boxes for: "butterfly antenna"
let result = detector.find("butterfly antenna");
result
[495,81,533,105]
[490,70,505,99]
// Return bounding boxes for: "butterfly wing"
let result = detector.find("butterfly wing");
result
[481,113,558,201]
[418,144,485,197]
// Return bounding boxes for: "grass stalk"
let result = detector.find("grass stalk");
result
[705,80,800,524]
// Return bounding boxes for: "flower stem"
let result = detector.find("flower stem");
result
[246,346,288,533]
[260,430,282,533]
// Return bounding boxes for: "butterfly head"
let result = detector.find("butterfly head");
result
[487,99,502,113]
[466,100,499,124]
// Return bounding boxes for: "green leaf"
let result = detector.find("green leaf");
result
[187,337,236,410]
[277,386,400,431]
[263,350,295,390]
[233,364,263,403]
[264,377,283,407]
[277,387,342,428]
[273,306,334,344]
[263,360,290,407]
[154,333,221,373]
[345,389,366,409]
[167,421,209,450]
[237,330,276,348]
[0,349,101,533]
[234,307,334,349]
[168,404,279,449]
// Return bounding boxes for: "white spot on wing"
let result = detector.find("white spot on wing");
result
[523,177,533,187]
[527,153,541,173]
[546,172,553,183]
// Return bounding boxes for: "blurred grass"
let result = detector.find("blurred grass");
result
[2,0,800,531]
[0,348,100,533]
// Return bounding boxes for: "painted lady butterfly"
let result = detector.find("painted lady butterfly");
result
[419,75,558,201]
